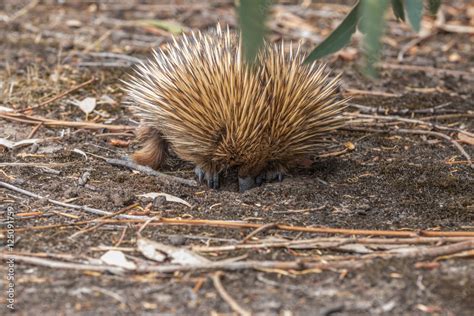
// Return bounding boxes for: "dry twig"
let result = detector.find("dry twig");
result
[0,112,134,132]
[18,77,97,112]
[106,158,198,187]
[211,272,251,316]
[0,181,148,220]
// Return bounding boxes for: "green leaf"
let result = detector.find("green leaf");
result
[404,0,423,32]
[427,0,442,15]
[391,0,405,21]
[360,0,390,77]
[238,0,271,65]
[304,2,361,63]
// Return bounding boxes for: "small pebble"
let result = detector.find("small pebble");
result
[30,143,39,153]
[78,171,91,186]
[168,235,186,246]
[153,196,168,209]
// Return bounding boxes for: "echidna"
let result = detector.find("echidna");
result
[124,25,347,191]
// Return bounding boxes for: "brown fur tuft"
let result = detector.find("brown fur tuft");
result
[132,127,168,170]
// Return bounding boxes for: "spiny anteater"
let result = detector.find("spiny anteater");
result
[124,25,348,191]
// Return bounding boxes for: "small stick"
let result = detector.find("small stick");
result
[389,240,474,258]
[5,0,39,22]
[0,181,149,220]
[114,227,128,247]
[18,77,96,112]
[211,272,251,316]
[0,162,61,175]
[0,253,124,274]
[2,241,472,273]
[106,158,198,187]
[378,62,474,80]
[241,223,279,243]
[68,204,140,239]
[347,112,474,137]
[27,122,43,138]
[420,113,474,121]
[347,102,457,115]
[193,236,474,253]
[3,209,474,237]
[0,112,134,132]
[344,88,400,98]
[62,218,474,238]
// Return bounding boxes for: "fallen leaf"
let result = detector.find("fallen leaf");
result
[458,132,474,146]
[448,52,461,62]
[75,97,96,115]
[138,192,192,207]
[0,138,40,149]
[344,141,355,150]
[137,238,166,262]
[337,244,373,254]
[137,237,210,265]
[416,304,441,313]
[99,94,117,105]
[100,250,136,270]
[0,106,13,112]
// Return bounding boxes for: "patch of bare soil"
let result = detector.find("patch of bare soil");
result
[1,1,473,315]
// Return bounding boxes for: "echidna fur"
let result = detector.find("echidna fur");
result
[124,24,348,192]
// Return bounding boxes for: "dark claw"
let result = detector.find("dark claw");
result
[195,166,220,189]
[239,170,285,192]
[194,166,205,183]
[239,176,256,192]
[277,173,284,182]
[207,172,220,189]
[265,170,284,182]
[255,174,265,186]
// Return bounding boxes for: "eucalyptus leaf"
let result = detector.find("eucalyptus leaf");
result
[391,0,405,21]
[360,0,390,77]
[404,0,423,32]
[304,2,361,63]
[427,0,442,15]
[238,0,271,64]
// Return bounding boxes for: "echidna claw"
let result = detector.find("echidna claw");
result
[194,166,220,189]
[194,166,205,183]
[207,173,220,189]
[239,171,285,192]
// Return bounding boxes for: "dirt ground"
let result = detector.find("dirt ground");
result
[1,1,473,315]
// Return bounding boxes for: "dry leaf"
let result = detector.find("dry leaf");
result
[344,141,355,150]
[0,106,13,112]
[457,132,474,146]
[75,97,96,114]
[137,237,210,265]
[100,250,136,270]
[0,138,40,149]
[138,192,191,207]
[137,238,166,262]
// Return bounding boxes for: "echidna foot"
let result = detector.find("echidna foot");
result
[239,170,284,192]
[194,166,220,189]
